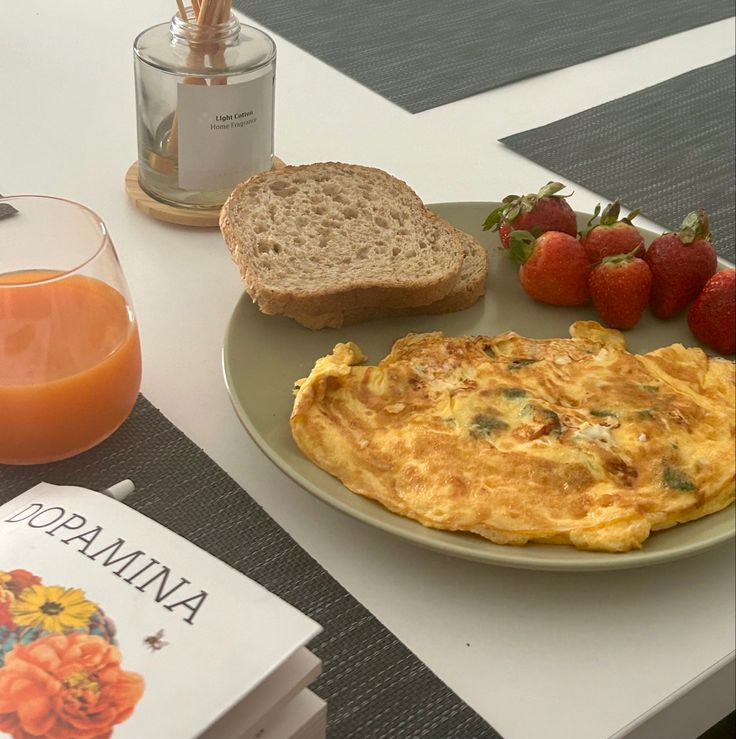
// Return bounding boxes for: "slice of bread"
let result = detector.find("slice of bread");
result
[220,163,466,322]
[287,226,487,328]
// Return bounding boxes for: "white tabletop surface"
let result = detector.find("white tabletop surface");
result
[2,3,735,738]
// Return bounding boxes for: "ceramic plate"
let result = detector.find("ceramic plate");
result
[222,202,735,571]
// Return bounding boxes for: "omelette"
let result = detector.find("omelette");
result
[290,322,735,552]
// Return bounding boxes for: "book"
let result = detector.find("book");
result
[201,648,323,738]
[241,688,327,739]
[0,482,324,739]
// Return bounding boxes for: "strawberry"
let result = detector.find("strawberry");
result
[687,269,735,354]
[580,199,645,263]
[509,230,590,306]
[588,250,652,329]
[644,209,717,318]
[483,182,578,248]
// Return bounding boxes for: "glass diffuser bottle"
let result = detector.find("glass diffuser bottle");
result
[133,5,276,209]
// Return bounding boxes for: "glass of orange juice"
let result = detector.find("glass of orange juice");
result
[0,195,142,465]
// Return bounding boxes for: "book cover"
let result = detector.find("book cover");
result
[0,483,322,739]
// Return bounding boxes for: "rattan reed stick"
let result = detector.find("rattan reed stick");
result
[159,0,232,161]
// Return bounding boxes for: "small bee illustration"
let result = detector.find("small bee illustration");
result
[143,629,169,652]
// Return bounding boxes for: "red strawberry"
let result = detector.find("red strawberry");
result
[687,269,735,354]
[580,199,645,263]
[483,182,578,248]
[588,250,652,329]
[509,230,590,306]
[644,209,718,318]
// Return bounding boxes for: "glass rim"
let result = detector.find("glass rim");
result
[0,194,112,287]
[133,13,276,75]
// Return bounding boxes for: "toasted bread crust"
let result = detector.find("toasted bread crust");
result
[287,229,488,328]
[220,163,467,320]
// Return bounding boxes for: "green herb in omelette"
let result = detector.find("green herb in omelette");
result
[502,387,528,399]
[663,465,697,492]
[469,413,509,437]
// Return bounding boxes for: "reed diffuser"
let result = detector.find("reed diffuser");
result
[133,1,276,209]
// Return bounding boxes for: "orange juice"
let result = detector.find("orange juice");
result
[0,271,142,464]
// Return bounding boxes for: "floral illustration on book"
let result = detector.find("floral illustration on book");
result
[0,568,145,739]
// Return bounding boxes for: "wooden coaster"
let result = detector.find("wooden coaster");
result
[124,157,286,228]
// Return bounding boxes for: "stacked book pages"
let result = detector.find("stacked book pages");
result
[0,483,325,739]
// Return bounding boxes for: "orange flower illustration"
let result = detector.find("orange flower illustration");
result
[0,570,42,597]
[0,633,144,739]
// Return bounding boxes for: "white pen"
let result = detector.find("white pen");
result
[100,479,136,502]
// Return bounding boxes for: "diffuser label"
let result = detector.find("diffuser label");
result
[177,72,274,191]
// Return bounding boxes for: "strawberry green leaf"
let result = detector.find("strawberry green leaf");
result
[482,206,505,231]
[678,209,711,244]
[598,248,640,268]
[621,207,641,225]
[599,199,622,226]
[485,183,573,234]
[506,204,522,221]
[537,181,568,199]
[582,199,642,236]
[483,194,523,231]
[507,230,536,264]
[585,203,602,230]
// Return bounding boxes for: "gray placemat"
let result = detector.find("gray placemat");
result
[0,395,500,739]
[501,57,736,263]
[233,0,734,113]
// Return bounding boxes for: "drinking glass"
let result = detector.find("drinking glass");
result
[0,196,142,464]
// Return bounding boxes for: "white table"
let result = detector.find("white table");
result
[2,3,734,737]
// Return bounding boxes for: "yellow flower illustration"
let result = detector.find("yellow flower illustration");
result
[10,584,98,632]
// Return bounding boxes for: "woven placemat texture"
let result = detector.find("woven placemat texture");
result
[232,0,734,113]
[0,395,500,739]
[501,57,736,263]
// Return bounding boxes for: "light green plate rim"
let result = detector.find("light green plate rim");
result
[222,202,735,571]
